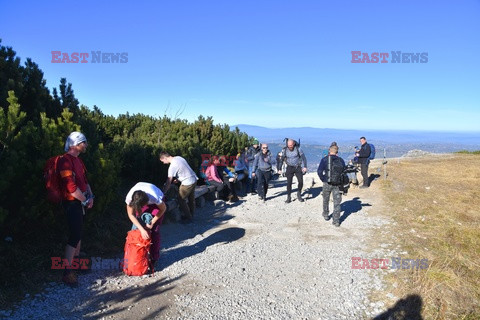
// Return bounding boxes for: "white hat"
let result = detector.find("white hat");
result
[64,131,87,151]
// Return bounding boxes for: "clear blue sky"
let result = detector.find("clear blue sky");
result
[1,0,479,131]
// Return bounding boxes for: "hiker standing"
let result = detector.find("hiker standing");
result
[159,152,198,221]
[279,139,307,203]
[246,139,261,194]
[58,131,94,287]
[125,182,166,268]
[355,136,371,188]
[317,145,346,227]
[252,143,276,202]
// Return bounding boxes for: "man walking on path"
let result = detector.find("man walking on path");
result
[252,143,276,202]
[355,137,371,188]
[160,152,198,221]
[279,139,307,203]
[317,145,346,227]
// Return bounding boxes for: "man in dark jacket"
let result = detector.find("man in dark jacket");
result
[246,139,261,194]
[355,136,371,188]
[317,145,346,227]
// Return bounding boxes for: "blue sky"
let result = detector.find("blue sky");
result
[1,0,479,131]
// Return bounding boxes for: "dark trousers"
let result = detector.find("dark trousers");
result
[209,180,225,197]
[63,200,84,248]
[286,165,303,196]
[322,183,342,223]
[209,179,236,199]
[222,176,237,197]
[247,164,257,192]
[360,162,369,186]
[256,170,272,199]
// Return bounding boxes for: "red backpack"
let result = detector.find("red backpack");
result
[123,229,153,276]
[43,155,64,204]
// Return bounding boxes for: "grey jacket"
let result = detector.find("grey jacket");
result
[253,152,276,172]
[281,146,307,168]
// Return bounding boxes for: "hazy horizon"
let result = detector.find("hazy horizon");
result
[1,1,478,131]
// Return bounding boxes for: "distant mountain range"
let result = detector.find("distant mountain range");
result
[232,125,480,165]
[233,124,480,146]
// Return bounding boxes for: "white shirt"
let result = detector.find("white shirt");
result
[125,182,164,205]
[168,156,198,186]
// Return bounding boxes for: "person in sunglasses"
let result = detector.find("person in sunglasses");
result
[252,144,276,202]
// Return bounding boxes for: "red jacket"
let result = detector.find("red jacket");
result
[58,153,88,200]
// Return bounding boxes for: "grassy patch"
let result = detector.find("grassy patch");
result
[378,154,480,319]
[455,150,480,155]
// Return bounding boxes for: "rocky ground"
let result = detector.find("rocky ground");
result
[2,172,399,320]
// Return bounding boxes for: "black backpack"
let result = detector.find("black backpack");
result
[327,155,345,185]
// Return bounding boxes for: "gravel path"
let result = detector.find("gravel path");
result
[2,173,394,320]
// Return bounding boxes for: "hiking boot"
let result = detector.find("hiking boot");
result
[62,271,78,288]
[297,192,305,202]
[333,221,340,227]
[285,196,291,204]
[323,214,330,221]
[258,196,264,200]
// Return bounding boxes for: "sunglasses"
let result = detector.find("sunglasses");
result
[262,147,268,149]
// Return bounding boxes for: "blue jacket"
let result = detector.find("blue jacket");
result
[234,154,247,172]
[317,155,346,183]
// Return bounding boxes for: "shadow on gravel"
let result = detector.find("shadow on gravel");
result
[373,294,423,320]
[340,197,371,223]
[83,274,185,320]
[159,227,245,270]
[271,181,288,189]
[369,173,381,186]
[309,185,322,199]
[270,186,304,200]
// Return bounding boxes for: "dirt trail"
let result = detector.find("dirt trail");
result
[5,172,394,320]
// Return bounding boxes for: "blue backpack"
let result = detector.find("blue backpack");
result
[368,144,376,160]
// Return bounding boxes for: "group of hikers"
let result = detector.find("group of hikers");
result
[56,131,373,286]
[199,139,308,204]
